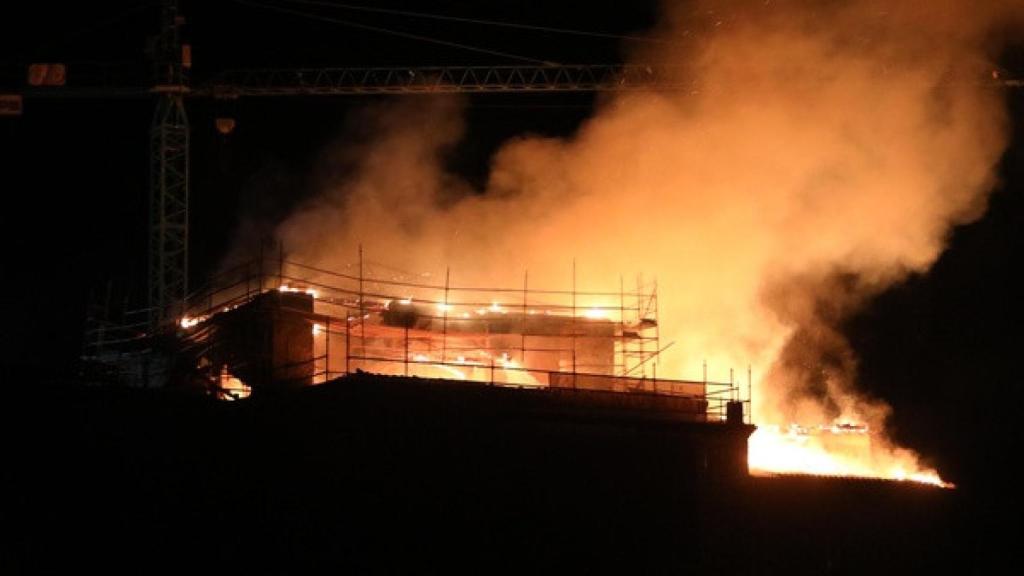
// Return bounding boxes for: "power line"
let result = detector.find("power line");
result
[276,0,673,44]
[231,0,558,65]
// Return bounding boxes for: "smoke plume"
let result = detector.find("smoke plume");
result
[273,0,1020,455]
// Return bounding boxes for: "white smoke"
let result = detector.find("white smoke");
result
[273,0,1021,441]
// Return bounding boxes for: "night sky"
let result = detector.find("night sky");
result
[1,0,1021,543]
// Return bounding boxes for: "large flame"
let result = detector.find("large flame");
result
[749,423,952,487]
[235,0,1024,483]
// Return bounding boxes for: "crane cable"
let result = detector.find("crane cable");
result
[275,0,675,44]
[231,0,559,66]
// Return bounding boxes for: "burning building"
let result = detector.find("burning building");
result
[170,253,743,399]
[84,251,755,480]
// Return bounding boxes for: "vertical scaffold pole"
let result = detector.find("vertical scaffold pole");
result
[442,267,449,365]
[358,245,365,367]
[324,317,330,382]
[521,271,528,369]
[619,275,625,376]
[278,240,284,290]
[637,275,644,380]
[571,259,577,388]
[748,365,753,424]
[653,278,659,381]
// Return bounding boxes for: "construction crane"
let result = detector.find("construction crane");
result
[11,1,693,331]
[150,0,190,331]
[7,0,1021,332]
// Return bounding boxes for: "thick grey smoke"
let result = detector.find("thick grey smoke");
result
[274,0,1020,438]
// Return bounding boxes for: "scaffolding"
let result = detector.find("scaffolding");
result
[138,249,750,421]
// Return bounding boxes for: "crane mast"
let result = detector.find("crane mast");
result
[7,1,1017,331]
[149,0,189,328]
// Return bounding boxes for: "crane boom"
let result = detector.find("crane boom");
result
[14,64,1020,100]
[200,64,688,97]
[7,41,1019,334]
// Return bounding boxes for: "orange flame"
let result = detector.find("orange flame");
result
[749,424,952,488]
[264,0,1024,492]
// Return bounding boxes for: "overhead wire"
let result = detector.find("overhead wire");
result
[275,0,674,44]
[230,0,558,65]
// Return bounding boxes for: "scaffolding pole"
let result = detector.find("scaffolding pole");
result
[358,245,365,372]
[571,259,577,388]
[521,271,528,367]
[442,268,449,364]
[170,255,669,391]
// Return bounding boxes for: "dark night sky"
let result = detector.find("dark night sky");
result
[1,1,1021,498]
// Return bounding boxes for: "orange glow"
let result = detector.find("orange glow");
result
[179,315,206,329]
[749,424,952,488]
[265,0,1024,486]
[279,284,318,298]
[218,366,250,401]
[494,353,542,387]
[409,353,468,380]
